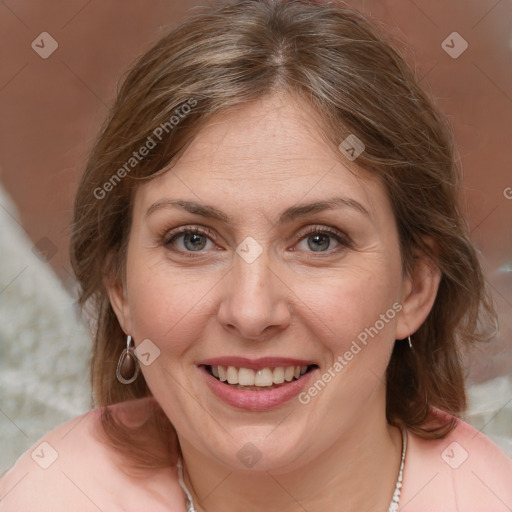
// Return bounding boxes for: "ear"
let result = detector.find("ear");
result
[395,240,441,340]
[104,267,133,336]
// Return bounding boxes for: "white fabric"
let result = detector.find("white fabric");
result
[0,184,90,474]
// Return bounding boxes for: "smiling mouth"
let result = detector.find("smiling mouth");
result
[205,364,318,391]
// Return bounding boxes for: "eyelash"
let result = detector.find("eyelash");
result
[161,225,352,258]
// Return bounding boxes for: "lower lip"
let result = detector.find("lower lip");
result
[200,366,317,411]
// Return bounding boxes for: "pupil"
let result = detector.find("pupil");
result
[308,234,329,251]
[184,233,206,251]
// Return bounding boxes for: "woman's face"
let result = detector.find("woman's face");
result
[110,93,425,471]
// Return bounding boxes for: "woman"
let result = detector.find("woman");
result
[1,0,511,510]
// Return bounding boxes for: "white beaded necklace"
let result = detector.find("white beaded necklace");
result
[177,427,407,512]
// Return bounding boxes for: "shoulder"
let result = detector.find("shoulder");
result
[403,412,512,511]
[0,397,186,512]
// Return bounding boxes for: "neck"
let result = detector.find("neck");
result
[178,407,403,512]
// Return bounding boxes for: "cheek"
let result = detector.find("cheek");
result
[124,251,219,356]
[298,258,402,357]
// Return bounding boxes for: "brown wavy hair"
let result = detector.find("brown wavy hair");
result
[70,0,496,469]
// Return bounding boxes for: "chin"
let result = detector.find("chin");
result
[201,421,319,473]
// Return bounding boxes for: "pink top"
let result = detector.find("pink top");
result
[1,397,511,511]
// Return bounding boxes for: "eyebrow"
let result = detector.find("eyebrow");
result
[146,197,369,224]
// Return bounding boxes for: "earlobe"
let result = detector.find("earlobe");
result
[395,249,441,340]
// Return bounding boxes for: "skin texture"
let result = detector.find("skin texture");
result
[108,92,441,512]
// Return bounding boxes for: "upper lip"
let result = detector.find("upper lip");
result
[198,356,317,371]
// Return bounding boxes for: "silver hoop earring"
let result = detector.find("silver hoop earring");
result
[408,335,413,349]
[116,335,140,384]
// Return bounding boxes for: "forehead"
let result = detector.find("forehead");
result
[133,93,389,222]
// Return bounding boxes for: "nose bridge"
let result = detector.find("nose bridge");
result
[218,238,291,338]
[233,234,273,291]
[232,241,275,310]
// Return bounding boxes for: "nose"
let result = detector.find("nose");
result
[217,245,292,340]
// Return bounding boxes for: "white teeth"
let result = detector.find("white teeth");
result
[254,368,273,387]
[226,366,238,384]
[272,367,285,384]
[238,367,255,386]
[210,365,310,387]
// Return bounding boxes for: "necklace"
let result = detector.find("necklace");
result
[177,427,407,512]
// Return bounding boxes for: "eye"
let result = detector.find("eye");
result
[294,226,352,254]
[161,224,352,258]
[163,226,217,255]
